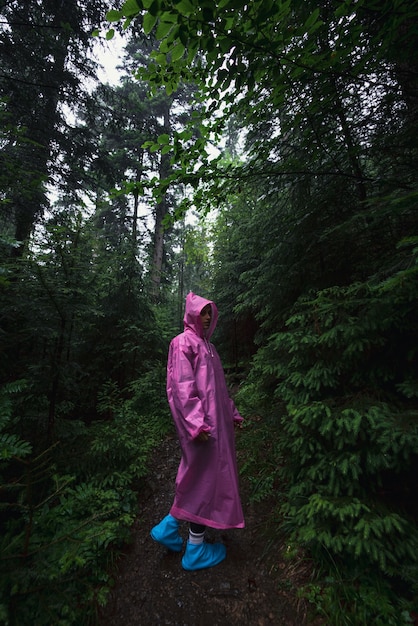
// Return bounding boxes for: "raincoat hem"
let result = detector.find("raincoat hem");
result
[170,506,245,530]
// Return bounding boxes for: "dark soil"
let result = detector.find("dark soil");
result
[99,432,318,626]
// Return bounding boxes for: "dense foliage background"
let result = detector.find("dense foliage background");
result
[1,0,417,624]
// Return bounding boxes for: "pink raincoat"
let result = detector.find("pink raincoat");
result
[168,292,245,530]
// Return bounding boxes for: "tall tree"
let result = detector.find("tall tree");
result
[0,0,112,255]
[73,33,201,302]
[113,0,417,315]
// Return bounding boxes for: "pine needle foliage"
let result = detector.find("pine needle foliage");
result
[237,237,418,622]
[0,375,172,625]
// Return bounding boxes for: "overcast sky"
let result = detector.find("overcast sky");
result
[95,33,124,85]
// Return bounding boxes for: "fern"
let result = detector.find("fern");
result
[0,433,32,460]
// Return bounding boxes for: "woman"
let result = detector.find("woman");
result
[151,292,245,571]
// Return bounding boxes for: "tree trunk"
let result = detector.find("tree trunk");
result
[151,105,171,301]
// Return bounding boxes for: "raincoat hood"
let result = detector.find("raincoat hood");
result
[183,292,218,340]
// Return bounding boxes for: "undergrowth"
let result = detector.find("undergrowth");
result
[0,371,172,625]
[236,237,418,625]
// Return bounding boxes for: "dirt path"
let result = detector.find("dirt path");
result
[99,433,315,626]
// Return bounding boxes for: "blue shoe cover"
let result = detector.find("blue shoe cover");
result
[150,514,183,552]
[181,541,226,571]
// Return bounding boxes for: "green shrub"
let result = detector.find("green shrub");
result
[0,376,171,625]
[237,238,418,623]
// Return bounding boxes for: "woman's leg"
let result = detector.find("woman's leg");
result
[188,522,206,544]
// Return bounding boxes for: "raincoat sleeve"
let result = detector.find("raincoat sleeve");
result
[230,398,243,423]
[167,337,211,441]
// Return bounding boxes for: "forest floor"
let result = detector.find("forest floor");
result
[98,432,322,626]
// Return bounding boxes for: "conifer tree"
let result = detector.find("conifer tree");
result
[0,0,113,255]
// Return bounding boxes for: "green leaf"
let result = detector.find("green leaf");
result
[202,6,214,22]
[157,133,170,144]
[106,9,122,22]
[176,0,195,16]
[106,28,115,40]
[159,11,178,23]
[305,7,320,29]
[334,3,349,19]
[156,19,175,39]
[218,36,233,54]
[143,12,158,34]
[154,52,167,65]
[121,0,140,18]
[170,41,185,61]
[165,81,174,95]
[147,0,161,16]
[218,0,244,6]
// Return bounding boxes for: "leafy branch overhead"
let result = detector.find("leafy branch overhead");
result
[103,0,418,210]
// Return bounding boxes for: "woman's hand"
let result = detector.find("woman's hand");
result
[196,431,210,442]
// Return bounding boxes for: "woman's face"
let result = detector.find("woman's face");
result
[200,304,212,331]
